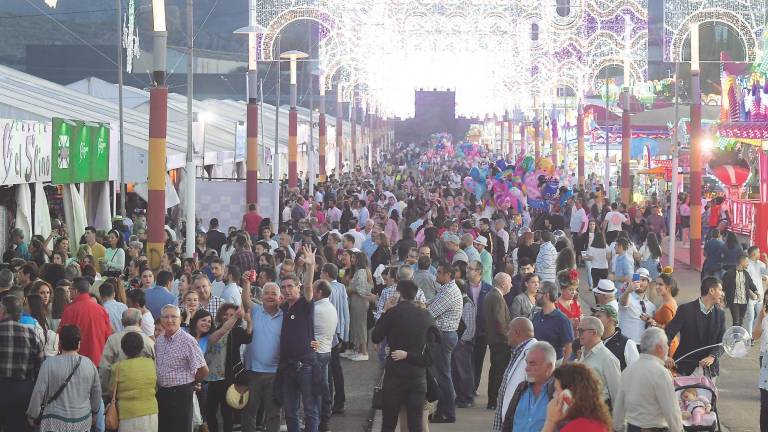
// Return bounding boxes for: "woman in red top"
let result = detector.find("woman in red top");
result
[543,363,612,432]
[555,269,582,330]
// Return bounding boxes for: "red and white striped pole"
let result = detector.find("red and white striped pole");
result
[280,50,308,191]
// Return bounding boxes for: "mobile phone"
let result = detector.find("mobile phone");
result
[632,273,641,282]
[561,389,573,414]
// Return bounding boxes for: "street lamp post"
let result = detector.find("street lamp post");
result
[689,23,703,268]
[147,0,168,270]
[319,75,327,183]
[351,90,357,171]
[577,99,585,189]
[336,83,344,175]
[621,15,633,204]
[280,50,308,191]
[234,1,266,210]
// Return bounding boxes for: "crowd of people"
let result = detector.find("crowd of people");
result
[0,139,765,432]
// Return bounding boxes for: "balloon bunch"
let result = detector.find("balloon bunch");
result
[455,141,485,161]
[463,166,490,200]
[487,154,570,212]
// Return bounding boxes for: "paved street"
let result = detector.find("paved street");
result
[355,242,763,431]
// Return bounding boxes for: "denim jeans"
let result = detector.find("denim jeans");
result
[744,298,761,336]
[316,352,332,424]
[451,339,474,404]
[434,330,458,419]
[282,357,320,432]
[242,372,280,432]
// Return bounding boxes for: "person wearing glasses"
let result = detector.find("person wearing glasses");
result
[155,304,208,432]
[532,281,574,364]
[574,316,621,408]
[618,268,656,344]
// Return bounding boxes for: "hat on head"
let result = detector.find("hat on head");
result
[592,279,617,295]
[635,268,651,280]
[473,235,488,247]
[591,304,618,321]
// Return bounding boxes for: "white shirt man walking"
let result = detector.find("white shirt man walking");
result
[613,327,684,432]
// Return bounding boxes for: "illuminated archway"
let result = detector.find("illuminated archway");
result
[669,10,757,62]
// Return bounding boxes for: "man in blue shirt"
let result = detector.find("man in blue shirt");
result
[144,270,177,320]
[241,278,284,432]
[532,281,574,362]
[613,238,634,295]
[502,341,556,431]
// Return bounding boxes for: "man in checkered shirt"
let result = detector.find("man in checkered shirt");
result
[0,295,44,431]
[193,274,224,321]
[427,262,464,424]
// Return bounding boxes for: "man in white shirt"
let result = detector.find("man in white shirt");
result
[491,317,537,432]
[492,218,510,255]
[618,268,656,343]
[613,327,684,432]
[210,258,226,298]
[220,265,243,306]
[603,202,627,244]
[312,280,339,432]
[569,200,587,237]
[745,246,768,336]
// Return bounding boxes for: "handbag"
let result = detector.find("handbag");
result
[34,356,82,425]
[105,365,119,430]
[425,367,439,402]
[371,370,385,410]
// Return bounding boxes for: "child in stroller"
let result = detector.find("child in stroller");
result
[674,375,720,431]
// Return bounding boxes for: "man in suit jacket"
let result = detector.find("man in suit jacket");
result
[721,254,759,328]
[466,260,492,393]
[205,218,228,253]
[372,280,439,431]
[484,272,513,410]
[491,318,536,432]
[665,277,726,378]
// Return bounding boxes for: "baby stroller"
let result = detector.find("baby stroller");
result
[673,375,721,432]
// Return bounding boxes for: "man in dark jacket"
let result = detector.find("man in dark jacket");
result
[372,280,438,432]
[483,273,513,411]
[205,218,227,253]
[721,254,758,328]
[465,260,492,394]
[665,277,726,378]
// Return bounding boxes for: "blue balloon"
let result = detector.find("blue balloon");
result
[528,199,549,210]
[469,167,481,181]
[496,159,507,171]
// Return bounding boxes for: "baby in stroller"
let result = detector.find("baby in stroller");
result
[680,388,714,425]
[674,375,719,431]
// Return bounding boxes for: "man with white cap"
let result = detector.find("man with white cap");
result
[592,279,620,313]
[619,268,657,344]
[473,236,493,285]
[444,233,468,265]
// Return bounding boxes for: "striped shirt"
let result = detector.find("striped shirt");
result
[376,286,427,320]
[427,280,464,332]
[155,328,206,388]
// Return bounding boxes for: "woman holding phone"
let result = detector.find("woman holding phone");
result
[542,363,611,432]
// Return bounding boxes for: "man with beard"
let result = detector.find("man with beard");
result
[532,281,574,363]
[618,268,657,344]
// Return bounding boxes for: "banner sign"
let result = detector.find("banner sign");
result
[52,118,110,184]
[235,122,246,162]
[0,119,52,185]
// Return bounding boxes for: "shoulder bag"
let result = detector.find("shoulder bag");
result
[34,356,83,426]
[105,364,120,430]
